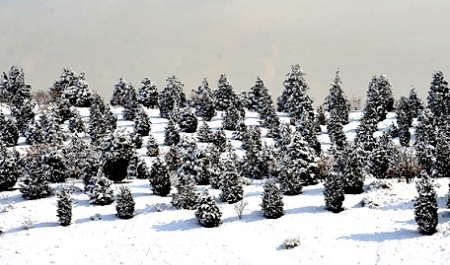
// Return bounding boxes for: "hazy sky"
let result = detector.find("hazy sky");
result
[1,0,450,105]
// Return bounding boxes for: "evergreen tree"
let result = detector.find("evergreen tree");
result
[246,76,273,114]
[414,171,438,235]
[56,188,73,226]
[176,136,209,185]
[24,121,44,145]
[342,143,365,194]
[0,146,21,191]
[86,169,115,205]
[396,96,413,147]
[164,145,181,171]
[116,186,135,219]
[275,124,292,153]
[195,189,222,227]
[261,179,284,219]
[82,148,102,190]
[213,74,239,111]
[241,129,263,180]
[42,146,68,183]
[146,133,160,157]
[63,72,92,107]
[63,135,89,180]
[131,132,143,149]
[14,100,35,135]
[363,75,395,122]
[367,137,390,179]
[326,108,347,151]
[111,77,132,106]
[232,119,249,141]
[193,78,216,121]
[427,70,449,120]
[49,68,77,101]
[0,112,19,147]
[68,109,85,134]
[212,127,227,152]
[323,70,351,124]
[136,156,150,180]
[205,145,222,189]
[178,108,198,133]
[220,150,244,204]
[431,133,450,178]
[409,87,423,118]
[159,76,187,118]
[134,107,151,136]
[171,170,199,210]
[414,108,436,174]
[19,148,52,200]
[286,131,318,186]
[137,77,159,109]
[149,156,172,196]
[261,105,281,139]
[100,132,135,182]
[323,164,345,213]
[164,118,180,146]
[122,83,139,121]
[197,120,213,143]
[295,110,322,156]
[354,105,378,153]
[222,104,240,131]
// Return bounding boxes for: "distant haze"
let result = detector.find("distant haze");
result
[1,0,450,105]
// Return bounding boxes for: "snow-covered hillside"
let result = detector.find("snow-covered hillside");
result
[1,108,449,265]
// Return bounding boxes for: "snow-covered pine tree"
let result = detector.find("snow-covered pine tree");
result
[68,109,85,134]
[260,142,280,179]
[178,108,198,133]
[261,105,281,139]
[13,100,35,135]
[63,72,92,107]
[136,156,150,180]
[409,87,423,118]
[111,77,132,106]
[149,156,172,196]
[367,137,390,179]
[193,78,216,121]
[137,77,159,109]
[134,107,151,136]
[323,70,351,125]
[323,164,345,213]
[212,127,227,153]
[275,124,292,154]
[354,105,378,153]
[176,136,209,185]
[0,112,19,147]
[56,188,73,226]
[0,145,21,191]
[19,148,52,200]
[159,76,187,118]
[131,132,143,149]
[246,76,273,115]
[396,96,413,147]
[241,126,262,152]
[42,146,68,183]
[122,83,139,121]
[326,108,347,151]
[25,121,44,145]
[126,153,139,180]
[86,169,115,205]
[213,74,239,111]
[286,131,318,186]
[295,110,322,156]
[171,170,199,210]
[82,148,102,190]
[49,68,77,101]
[414,170,438,235]
[222,104,240,131]
[414,109,436,174]
[363,75,395,122]
[342,143,365,194]
[431,133,450,178]
[195,189,222,227]
[197,120,213,143]
[164,145,181,171]
[261,179,284,219]
[100,132,135,182]
[164,117,180,146]
[220,149,244,204]
[241,130,263,180]
[232,119,248,141]
[62,135,89,180]
[116,186,135,219]
[427,70,449,121]
[204,144,222,189]
[89,94,117,144]
[146,133,160,157]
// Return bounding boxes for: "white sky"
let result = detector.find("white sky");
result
[1,0,450,105]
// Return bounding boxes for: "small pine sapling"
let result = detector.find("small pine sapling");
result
[261,179,284,219]
[146,133,159,157]
[116,186,135,219]
[195,189,222,228]
[414,171,438,235]
[323,166,345,213]
[56,188,73,226]
[149,156,172,196]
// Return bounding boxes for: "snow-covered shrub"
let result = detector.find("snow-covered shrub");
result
[0,146,21,191]
[85,169,115,206]
[164,118,180,146]
[100,132,135,182]
[134,107,151,136]
[367,180,393,191]
[20,148,52,200]
[21,216,34,230]
[56,188,73,226]
[195,189,222,228]
[116,186,135,219]
[360,195,383,210]
[137,77,159,109]
[146,133,159,157]
[149,156,172,196]
[0,112,19,147]
[171,171,198,209]
[323,168,345,213]
[282,237,301,250]
[414,171,438,235]
[178,108,198,133]
[261,179,284,219]
[220,150,244,204]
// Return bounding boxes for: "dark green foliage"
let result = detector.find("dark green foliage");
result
[326,108,347,151]
[427,70,449,120]
[89,94,117,143]
[246,76,273,114]
[414,171,438,235]
[409,87,423,118]
[62,71,92,107]
[195,189,222,228]
[222,104,241,131]
[49,68,77,101]
[323,165,345,213]
[63,135,89,180]
[82,149,102,190]
[100,132,135,182]
[193,78,216,121]
[159,76,187,118]
[213,74,239,111]
[178,108,198,133]
[85,169,115,205]
[19,148,52,200]
[134,107,151,136]
[261,179,284,219]
[171,170,199,209]
[396,96,413,147]
[363,75,395,122]
[197,120,213,143]
[414,109,436,174]
[146,133,160,157]
[212,128,227,153]
[137,77,159,109]
[324,70,351,124]
[164,145,182,171]
[13,100,35,135]
[261,105,281,139]
[342,143,365,194]
[149,156,172,196]
[204,145,222,189]
[164,118,180,146]
[0,146,21,191]
[56,188,73,226]
[116,186,135,219]
[232,119,248,141]
[42,147,68,183]
[0,112,19,147]
[367,137,390,179]
[122,84,139,121]
[431,133,450,178]
[220,150,244,204]
[111,77,132,106]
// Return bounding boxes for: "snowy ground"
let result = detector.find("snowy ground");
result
[1,108,450,265]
